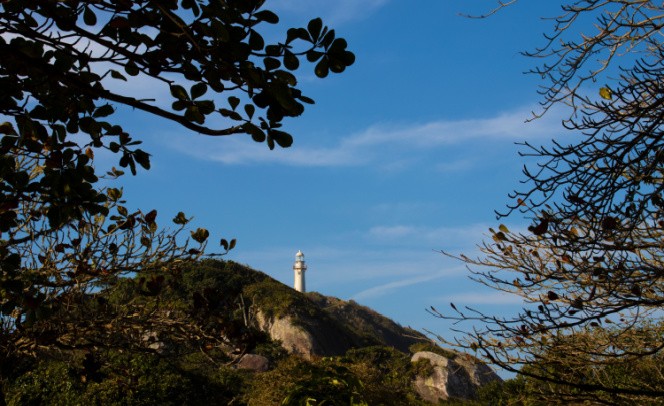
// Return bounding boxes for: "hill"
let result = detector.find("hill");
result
[1,259,499,405]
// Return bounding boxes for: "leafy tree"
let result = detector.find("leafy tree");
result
[247,355,369,406]
[435,0,664,402]
[4,349,248,405]
[0,0,353,393]
[517,325,664,404]
[470,326,664,405]
[341,346,429,405]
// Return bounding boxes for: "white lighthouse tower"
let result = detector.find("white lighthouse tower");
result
[293,250,307,293]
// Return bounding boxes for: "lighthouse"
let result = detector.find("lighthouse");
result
[293,250,307,293]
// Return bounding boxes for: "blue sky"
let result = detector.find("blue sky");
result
[106,1,575,342]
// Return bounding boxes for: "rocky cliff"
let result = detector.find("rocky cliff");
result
[412,351,501,402]
[252,291,429,359]
[238,264,501,403]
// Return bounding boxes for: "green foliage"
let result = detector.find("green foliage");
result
[4,350,245,406]
[244,346,443,405]
[474,377,529,406]
[340,346,429,405]
[409,342,457,359]
[244,278,319,320]
[5,361,81,406]
[102,260,274,356]
[411,358,435,377]
[307,293,428,352]
[253,339,289,362]
[179,259,269,298]
[247,356,368,406]
[514,327,664,404]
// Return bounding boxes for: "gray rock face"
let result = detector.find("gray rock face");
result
[411,351,501,402]
[255,311,318,359]
[255,310,363,359]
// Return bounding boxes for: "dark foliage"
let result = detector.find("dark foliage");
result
[0,0,353,381]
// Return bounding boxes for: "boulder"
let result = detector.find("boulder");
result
[255,311,318,358]
[237,354,269,372]
[411,351,501,402]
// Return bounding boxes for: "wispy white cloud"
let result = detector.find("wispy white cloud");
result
[433,158,478,173]
[166,105,567,169]
[370,201,439,216]
[342,109,562,149]
[351,267,463,300]
[368,225,416,239]
[367,223,494,249]
[173,135,364,166]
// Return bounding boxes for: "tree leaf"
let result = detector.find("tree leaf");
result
[170,85,189,100]
[133,149,151,170]
[109,69,127,81]
[599,87,612,100]
[243,122,265,143]
[248,30,264,51]
[124,61,139,76]
[270,130,293,148]
[83,7,97,26]
[283,50,299,71]
[314,59,329,78]
[254,10,279,24]
[191,228,209,243]
[144,209,157,225]
[173,211,189,225]
[244,104,255,119]
[107,188,122,201]
[308,18,323,41]
[228,96,240,110]
[93,104,114,118]
[190,83,208,99]
[263,57,281,71]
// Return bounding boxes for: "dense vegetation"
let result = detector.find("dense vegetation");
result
[0,259,451,405]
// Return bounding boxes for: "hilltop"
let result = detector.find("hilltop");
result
[2,259,499,405]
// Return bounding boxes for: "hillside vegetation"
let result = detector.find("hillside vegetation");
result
[2,260,499,405]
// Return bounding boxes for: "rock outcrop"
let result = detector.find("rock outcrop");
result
[254,293,429,359]
[255,310,359,359]
[411,351,501,402]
